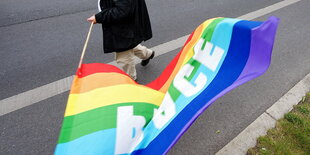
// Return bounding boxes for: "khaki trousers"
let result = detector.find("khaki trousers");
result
[115,44,153,80]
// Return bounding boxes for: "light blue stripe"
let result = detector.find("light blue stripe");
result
[175,18,240,111]
[54,128,116,155]
[134,18,240,151]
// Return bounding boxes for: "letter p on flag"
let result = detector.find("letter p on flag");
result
[115,106,146,154]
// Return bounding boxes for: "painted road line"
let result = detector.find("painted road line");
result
[216,72,310,155]
[238,0,301,20]
[0,0,301,116]
[0,76,74,116]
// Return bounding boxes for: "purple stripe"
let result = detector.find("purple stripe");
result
[236,16,280,83]
[165,16,279,154]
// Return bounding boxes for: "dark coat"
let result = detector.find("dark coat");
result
[95,0,152,53]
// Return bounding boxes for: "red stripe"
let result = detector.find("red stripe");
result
[76,31,194,86]
[146,32,194,90]
[76,63,128,78]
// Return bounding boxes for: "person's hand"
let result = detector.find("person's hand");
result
[87,15,97,24]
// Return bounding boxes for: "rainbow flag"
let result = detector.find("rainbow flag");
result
[55,17,279,155]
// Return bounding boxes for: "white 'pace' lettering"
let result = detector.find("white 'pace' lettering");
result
[115,106,145,154]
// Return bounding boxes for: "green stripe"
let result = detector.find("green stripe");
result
[201,18,225,49]
[58,102,158,144]
[169,18,225,101]
[169,59,201,102]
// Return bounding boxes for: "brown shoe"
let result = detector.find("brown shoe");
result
[141,51,155,66]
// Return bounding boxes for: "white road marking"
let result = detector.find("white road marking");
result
[0,0,301,116]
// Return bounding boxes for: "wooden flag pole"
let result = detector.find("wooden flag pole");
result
[78,22,94,69]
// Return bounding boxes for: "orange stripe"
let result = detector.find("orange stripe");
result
[158,23,204,93]
[70,73,136,94]
[158,18,218,93]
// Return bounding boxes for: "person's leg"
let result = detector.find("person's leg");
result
[133,44,155,66]
[115,49,137,80]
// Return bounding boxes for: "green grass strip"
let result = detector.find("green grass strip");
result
[58,102,158,144]
[247,93,310,155]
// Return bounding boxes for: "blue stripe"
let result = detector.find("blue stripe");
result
[133,20,261,155]
[131,18,239,152]
[175,18,240,112]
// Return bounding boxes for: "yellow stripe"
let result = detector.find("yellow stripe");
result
[158,18,217,93]
[65,84,165,116]
[181,18,216,67]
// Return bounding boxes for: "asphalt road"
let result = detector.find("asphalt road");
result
[1,0,310,154]
[0,0,282,99]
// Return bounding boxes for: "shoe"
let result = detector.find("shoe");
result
[134,78,138,83]
[141,51,155,66]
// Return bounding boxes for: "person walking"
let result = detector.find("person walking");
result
[87,0,155,81]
